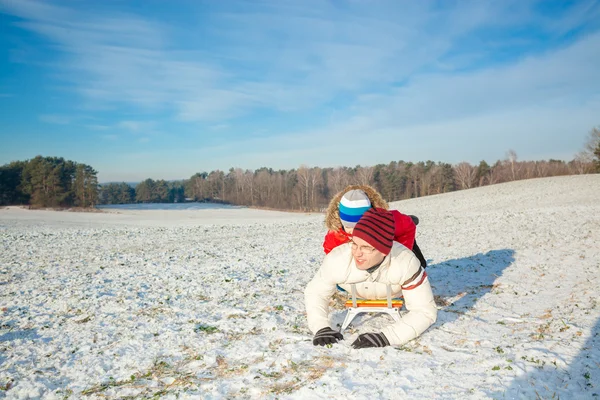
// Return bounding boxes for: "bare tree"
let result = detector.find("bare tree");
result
[308,167,323,210]
[420,165,435,196]
[534,161,549,178]
[406,163,424,198]
[191,173,206,200]
[296,165,311,211]
[328,167,350,195]
[454,162,477,190]
[575,127,600,173]
[254,169,272,207]
[572,153,593,174]
[356,166,374,186]
[547,160,570,176]
[488,162,502,185]
[506,149,520,181]
[206,171,224,199]
[242,170,255,206]
[523,161,537,179]
[582,127,600,156]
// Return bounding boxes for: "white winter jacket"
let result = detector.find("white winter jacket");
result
[304,242,437,346]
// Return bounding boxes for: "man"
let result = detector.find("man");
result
[305,208,437,348]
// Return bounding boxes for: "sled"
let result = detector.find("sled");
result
[339,284,404,333]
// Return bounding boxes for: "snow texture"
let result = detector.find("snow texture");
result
[1,174,599,399]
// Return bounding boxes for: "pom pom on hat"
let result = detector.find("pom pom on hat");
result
[352,208,395,255]
[339,189,371,229]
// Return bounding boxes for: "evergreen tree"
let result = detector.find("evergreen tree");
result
[72,164,98,207]
[167,181,185,203]
[476,160,491,186]
[14,156,96,208]
[153,180,170,202]
[119,183,135,204]
[135,179,155,203]
[84,165,99,207]
[21,156,63,207]
[74,164,86,206]
[98,182,135,204]
[0,161,28,205]
[438,163,456,193]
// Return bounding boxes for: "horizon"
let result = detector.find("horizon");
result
[1,0,599,182]
[6,153,589,185]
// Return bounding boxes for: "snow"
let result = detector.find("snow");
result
[1,174,599,399]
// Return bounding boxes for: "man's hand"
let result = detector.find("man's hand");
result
[313,327,343,346]
[351,332,390,349]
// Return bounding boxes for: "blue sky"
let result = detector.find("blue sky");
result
[1,0,599,182]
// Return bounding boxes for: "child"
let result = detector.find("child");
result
[323,185,427,268]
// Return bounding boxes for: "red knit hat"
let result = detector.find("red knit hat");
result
[352,208,395,255]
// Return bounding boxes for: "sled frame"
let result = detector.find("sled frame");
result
[339,284,403,333]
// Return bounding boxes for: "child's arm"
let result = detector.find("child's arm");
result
[322,229,350,254]
[390,210,417,250]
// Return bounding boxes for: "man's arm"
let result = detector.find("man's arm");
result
[304,258,341,333]
[381,254,437,346]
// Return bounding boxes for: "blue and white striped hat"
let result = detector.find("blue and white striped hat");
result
[339,189,371,229]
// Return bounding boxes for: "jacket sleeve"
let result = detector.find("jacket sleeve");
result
[304,256,340,333]
[323,229,349,254]
[391,210,416,250]
[381,253,437,346]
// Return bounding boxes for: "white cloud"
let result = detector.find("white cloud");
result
[117,120,153,133]
[187,102,598,171]
[100,134,118,141]
[2,0,599,174]
[86,124,110,131]
[6,0,593,122]
[181,26,600,170]
[39,114,72,124]
[209,123,230,131]
[341,31,600,129]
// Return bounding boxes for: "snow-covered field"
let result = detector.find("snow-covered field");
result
[1,175,599,399]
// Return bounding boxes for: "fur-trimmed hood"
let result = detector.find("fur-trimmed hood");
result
[324,185,389,231]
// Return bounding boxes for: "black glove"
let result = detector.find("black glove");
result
[313,327,343,346]
[409,215,419,226]
[351,332,390,349]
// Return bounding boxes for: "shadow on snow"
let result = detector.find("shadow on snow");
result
[329,249,516,332]
[490,316,600,399]
[428,249,516,328]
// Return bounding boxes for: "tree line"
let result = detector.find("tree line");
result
[99,179,185,205]
[111,154,594,211]
[0,156,98,208]
[2,128,599,210]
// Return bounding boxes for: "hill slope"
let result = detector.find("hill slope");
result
[0,174,598,399]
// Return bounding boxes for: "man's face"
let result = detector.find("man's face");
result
[350,236,385,270]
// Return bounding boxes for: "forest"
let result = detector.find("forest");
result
[99,155,598,211]
[1,128,599,211]
[0,156,98,208]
